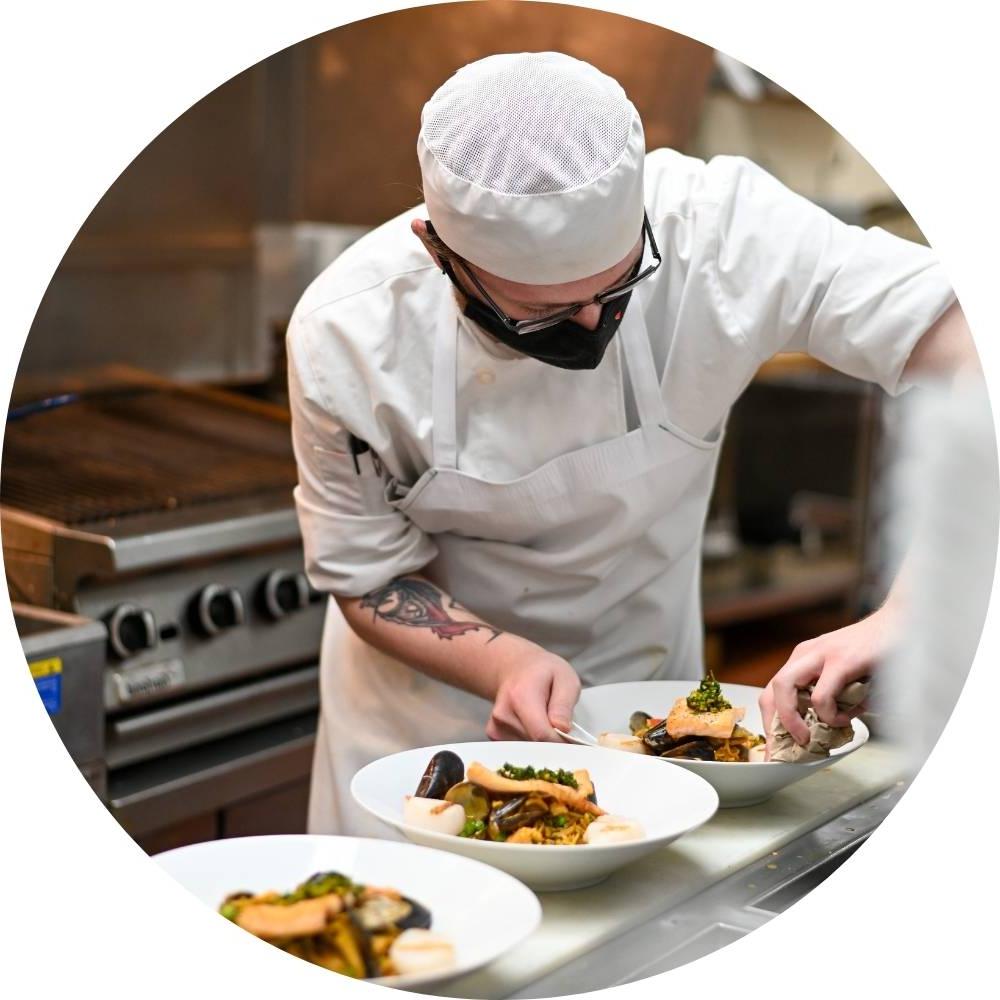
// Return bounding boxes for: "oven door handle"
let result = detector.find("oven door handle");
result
[106,664,319,769]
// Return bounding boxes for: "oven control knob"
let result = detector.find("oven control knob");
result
[190,585,245,637]
[105,604,158,660]
[258,570,310,620]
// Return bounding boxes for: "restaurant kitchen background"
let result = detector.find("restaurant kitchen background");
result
[1,3,974,858]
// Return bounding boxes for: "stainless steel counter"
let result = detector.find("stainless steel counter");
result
[430,740,909,998]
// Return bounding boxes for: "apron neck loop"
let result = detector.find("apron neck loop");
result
[433,288,460,470]
[430,285,667,471]
[618,289,668,428]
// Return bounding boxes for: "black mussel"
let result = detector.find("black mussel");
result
[660,739,716,761]
[338,912,378,978]
[629,710,653,735]
[353,894,432,934]
[414,750,465,799]
[641,719,678,753]
[444,781,491,821]
[488,794,549,838]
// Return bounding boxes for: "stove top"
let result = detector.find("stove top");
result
[2,385,297,527]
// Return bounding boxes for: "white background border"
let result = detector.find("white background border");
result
[2,1,997,996]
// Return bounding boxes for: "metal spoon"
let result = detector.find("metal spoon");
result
[554,721,599,746]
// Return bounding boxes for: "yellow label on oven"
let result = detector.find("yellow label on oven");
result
[28,656,63,678]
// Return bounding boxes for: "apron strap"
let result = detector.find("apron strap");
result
[618,290,668,428]
[431,282,666,470]
[432,283,460,470]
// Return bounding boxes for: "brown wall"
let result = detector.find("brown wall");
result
[289,1,715,225]
[22,2,714,385]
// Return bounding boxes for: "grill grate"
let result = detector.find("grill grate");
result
[1,389,299,526]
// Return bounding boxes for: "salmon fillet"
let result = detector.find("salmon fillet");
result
[236,893,343,939]
[665,697,745,739]
[467,762,604,816]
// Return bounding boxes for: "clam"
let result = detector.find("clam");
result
[629,710,653,735]
[444,780,490,821]
[353,894,431,934]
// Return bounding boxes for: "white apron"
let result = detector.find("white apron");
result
[308,292,722,836]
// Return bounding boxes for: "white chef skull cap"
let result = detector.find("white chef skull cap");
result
[418,51,645,284]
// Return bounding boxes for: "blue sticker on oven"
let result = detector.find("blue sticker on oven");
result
[30,657,63,714]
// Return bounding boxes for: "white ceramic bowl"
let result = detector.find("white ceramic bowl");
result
[575,681,870,808]
[351,741,719,892]
[153,834,541,989]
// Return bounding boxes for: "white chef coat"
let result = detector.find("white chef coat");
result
[290,149,955,597]
[288,150,955,835]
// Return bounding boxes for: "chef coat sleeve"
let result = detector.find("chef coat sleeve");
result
[711,157,957,394]
[287,320,438,598]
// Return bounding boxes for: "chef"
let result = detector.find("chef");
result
[288,52,977,835]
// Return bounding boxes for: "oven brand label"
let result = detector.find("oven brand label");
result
[29,657,63,714]
[114,659,186,703]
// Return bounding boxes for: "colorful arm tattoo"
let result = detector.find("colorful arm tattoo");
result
[359,577,501,642]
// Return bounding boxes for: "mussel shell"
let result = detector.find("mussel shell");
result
[353,894,431,933]
[444,781,490,820]
[641,719,677,753]
[341,912,380,978]
[489,794,549,837]
[629,710,653,735]
[414,750,465,799]
[660,739,715,761]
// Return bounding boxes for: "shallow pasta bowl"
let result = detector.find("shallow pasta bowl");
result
[575,681,869,808]
[153,834,540,989]
[351,741,719,891]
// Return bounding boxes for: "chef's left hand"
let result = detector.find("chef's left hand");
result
[760,607,892,749]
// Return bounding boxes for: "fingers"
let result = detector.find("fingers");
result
[811,660,872,727]
[759,683,776,759]
[489,677,556,743]
[488,658,580,742]
[770,649,824,745]
[547,665,581,733]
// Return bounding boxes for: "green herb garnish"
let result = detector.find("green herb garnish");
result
[219,903,238,921]
[281,871,359,903]
[497,763,579,789]
[686,673,732,714]
[459,818,486,839]
[546,814,568,828]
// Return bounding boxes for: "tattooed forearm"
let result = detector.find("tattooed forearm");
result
[359,577,502,642]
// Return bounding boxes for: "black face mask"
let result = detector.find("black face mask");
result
[460,290,633,371]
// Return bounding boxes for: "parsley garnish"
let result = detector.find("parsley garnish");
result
[497,763,579,789]
[686,673,732,713]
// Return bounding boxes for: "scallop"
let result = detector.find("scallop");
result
[402,796,466,836]
[388,928,456,976]
[583,814,645,845]
[598,732,647,754]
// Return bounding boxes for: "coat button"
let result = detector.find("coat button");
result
[475,368,496,385]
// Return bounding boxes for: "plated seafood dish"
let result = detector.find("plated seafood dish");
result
[220,870,454,979]
[403,750,645,845]
[599,674,767,763]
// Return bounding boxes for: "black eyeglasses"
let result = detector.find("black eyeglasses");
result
[427,212,661,335]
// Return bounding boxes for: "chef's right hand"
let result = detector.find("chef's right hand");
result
[486,645,581,743]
